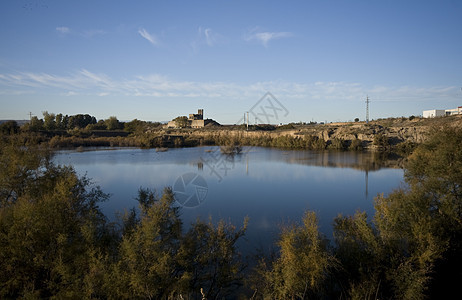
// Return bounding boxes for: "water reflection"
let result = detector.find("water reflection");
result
[53,147,404,253]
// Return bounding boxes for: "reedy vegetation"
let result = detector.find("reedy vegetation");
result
[0,126,461,298]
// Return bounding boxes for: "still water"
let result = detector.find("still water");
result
[54,146,404,252]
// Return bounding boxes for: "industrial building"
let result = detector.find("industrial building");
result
[423,106,462,118]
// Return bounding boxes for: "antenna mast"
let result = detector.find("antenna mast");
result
[366,96,370,124]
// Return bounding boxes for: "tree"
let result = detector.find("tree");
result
[354,118,360,122]
[105,116,122,131]
[110,188,248,299]
[403,126,462,297]
[55,113,64,130]
[26,116,44,132]
[174,116,189,128]
[334,195,444,300]
[124,119,146,133]
[332,127,462,299]
[68,114,97,129]
[254,211,335,299]
[179,217,248,299]
[0,121,19,135]
[0,139,110,298]
[43,111,56,131]
[115,188,183,299]
[405,127,462,202]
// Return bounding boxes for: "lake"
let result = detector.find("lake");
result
[53,146,405,253]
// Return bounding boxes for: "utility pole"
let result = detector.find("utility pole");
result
[29,112,33,120]
[246,111,249,131]
[366,96,370,124]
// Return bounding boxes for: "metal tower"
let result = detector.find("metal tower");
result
[366,96,370,124]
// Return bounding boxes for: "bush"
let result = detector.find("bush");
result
[373,133,389,149]
[349,139,363,151]
[328,138,347,150]
[0,121,19,135]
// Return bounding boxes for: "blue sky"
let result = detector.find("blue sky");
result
[1,0,461,124]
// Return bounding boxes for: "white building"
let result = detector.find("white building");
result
[423,109,445,118]
[444,106,462,116]
[423,107,462,118]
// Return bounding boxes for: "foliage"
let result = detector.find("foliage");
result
[68,114,97,129]
[114,188,183,299]
[405,127,462,200]
[0,137,111,298]
[331,126,462,299]
[328,138,347,150]
[22,113,98,132]
[403,126,462,297]
[179,217,248,299]
[86,119,108,130]
[105,116,123,131]
[250,126,462,299]
[43,111,56,131]
[276,124,295,130]
[0,138,249,298]
[174,116,189,128]
[373,133,389,149]
[393,140,417,156]
[349,138,363,151]
[55,113,64,130]
[333,191,445,300]
[255,124,276,131]
[220,137,243,154]
[253,212,336,299]
[2,126,462,298]
[25,116,44,131]
[124,119,147,133]
[0,135,51,206]
[0,121,19,135]
[112,188,248,299]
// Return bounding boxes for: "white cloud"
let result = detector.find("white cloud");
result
[56,26,70,34]
[0,69,459,105]
[138,28,159,46]
[245,27,293,47]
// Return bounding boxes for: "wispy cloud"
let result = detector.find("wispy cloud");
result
[190,27,224,53]
[200,27,216,46]
[82,29,106,38]
[138,28,160,46]
[0,69,459,104]
[56,26,70,35]
[56,26,106,38]
[244,27,293,47]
